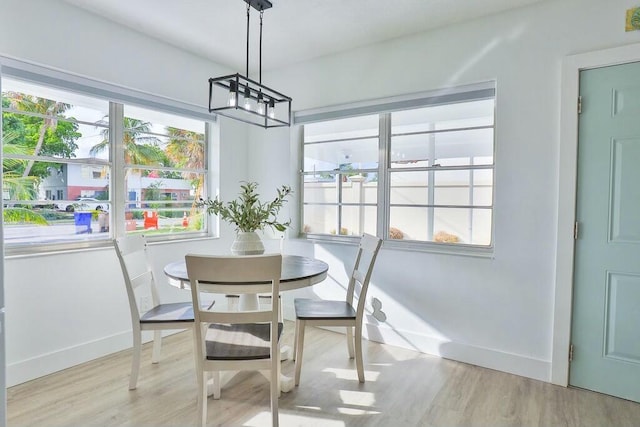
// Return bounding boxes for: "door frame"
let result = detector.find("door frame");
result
[553,42,640,386]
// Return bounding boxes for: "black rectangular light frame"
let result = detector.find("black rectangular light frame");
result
[208,73,292,128]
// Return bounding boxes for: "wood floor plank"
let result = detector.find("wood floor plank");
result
[7,323,640,426]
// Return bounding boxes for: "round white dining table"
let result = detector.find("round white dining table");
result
[163,255,328,310]
[163,254,328,393]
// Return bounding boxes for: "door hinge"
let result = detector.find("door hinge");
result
[574,221,579,240]
[569,344,574,362]
[578,96,582,114]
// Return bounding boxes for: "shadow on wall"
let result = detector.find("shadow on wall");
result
[288,239,452,356]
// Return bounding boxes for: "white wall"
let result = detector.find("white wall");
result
[249,0,640,382]
[3,0,640,388]
[0,0,252,386]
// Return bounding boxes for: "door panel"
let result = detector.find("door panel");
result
[604,272,640,363]
[610,138,640,242]
[571,62,640,402]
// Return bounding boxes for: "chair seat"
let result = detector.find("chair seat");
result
[205,322,284,361]
[294,298,356,320]
[140,302,195,323]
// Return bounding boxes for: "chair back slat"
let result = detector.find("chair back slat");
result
[114,233,145,256]
[359,233,382,252]
[121,250,149,281]
[129,270,154,291]
[115,235,160,321]
[346,234,382,315]
[186,254,282,283]
[352,269,366,286]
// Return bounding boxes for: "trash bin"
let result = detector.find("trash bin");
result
[98,211,109,232]
[74,212,92,234]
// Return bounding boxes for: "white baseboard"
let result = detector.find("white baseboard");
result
[7,329,179,387]
[365,323,551,382]
[7,331,131,387]
[283,303,551,383]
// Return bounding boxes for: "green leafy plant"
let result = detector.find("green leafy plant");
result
[198,181,293,233]
[3,207,48,225]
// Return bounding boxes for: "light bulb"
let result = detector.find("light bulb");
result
[243,86,251,111]
[227,81,237,107]
[257,92,265,115]
[267,99,275,119]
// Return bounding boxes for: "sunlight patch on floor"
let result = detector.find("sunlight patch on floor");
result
[244,411,346,426]
[336,407,382,416]
[322,367,380,381]
[295,405,322,411]
[338,389,376,407]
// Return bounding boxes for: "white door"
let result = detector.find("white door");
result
[570,61,640,402]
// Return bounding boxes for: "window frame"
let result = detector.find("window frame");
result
[1,56,217,256]
[296,82,496,257]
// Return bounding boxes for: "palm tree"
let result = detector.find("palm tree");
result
[5,92,71,177]
[165,127,204,171]
[90,117,163,166]
[2,140,39,200]
[165,127,205,215]
[90,117,163,218]
[2,132,47,224]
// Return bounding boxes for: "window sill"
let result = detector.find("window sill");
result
[299,233,494,258]
[4,232,214,259]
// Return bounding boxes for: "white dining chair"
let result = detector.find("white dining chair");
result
[185,253,282,427]
[293,233,382,385]
[115,234,196,390]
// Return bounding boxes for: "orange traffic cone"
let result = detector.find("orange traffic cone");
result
[182,212,189,227]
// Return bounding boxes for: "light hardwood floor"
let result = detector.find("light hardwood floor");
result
[8,323,640,426]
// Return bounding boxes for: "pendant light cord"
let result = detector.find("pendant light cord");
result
[246,3,250,78]
[259,10,263,84]
[245,4,265,84]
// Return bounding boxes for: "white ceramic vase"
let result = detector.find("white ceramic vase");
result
[231,231,265,255]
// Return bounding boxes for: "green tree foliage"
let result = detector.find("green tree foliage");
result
[91,117,163,166]
[2,93,80,179]
[1,131,39,201]
[2,208,48,225]
[2,92,80,224]
[2,92,77,178]
[166,127,205,212]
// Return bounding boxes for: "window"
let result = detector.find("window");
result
[302,115,379,236]
[1,64,213,252]
[300,84,495,251]
[120,104,207,236]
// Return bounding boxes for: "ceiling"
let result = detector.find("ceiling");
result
[62,0,545,73]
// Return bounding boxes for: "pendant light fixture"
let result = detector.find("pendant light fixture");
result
[208,0,292,128]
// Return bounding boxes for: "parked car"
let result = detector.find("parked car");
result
[57,197,108,212]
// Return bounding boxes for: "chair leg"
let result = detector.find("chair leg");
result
[346,325,355,359]
[293,319,299,362]
[271,355,280,426]
[151,330,162,363]
[129,330,142,390]
[211,371,221,400]
[197,372,208,427]
[355,324,365,383]
[294,320,306,386]
[191,329,205,395]
[276,344,281,398]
